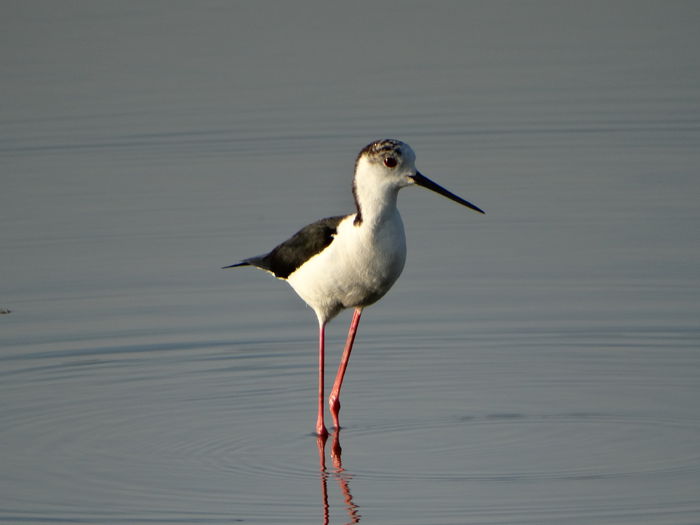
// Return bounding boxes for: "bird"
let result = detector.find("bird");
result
[224,139,484,438]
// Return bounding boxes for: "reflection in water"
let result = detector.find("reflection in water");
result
[318,431,361,524]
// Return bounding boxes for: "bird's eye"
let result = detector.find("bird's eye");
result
[384,156,398,168]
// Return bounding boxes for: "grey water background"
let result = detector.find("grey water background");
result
[2,1,700,523]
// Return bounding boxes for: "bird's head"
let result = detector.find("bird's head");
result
[353,139,485,215]
[354,139,417,191]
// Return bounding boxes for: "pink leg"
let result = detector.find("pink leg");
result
[316,321,329,438]
[329,308,363,430]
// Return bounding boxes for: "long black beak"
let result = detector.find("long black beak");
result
[410,171,485,214]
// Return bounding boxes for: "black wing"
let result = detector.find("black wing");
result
[224,215,346,279]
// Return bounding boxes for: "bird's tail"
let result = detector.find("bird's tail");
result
[222,261,250,269]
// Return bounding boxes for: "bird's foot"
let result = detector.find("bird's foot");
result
[316,420,329,439]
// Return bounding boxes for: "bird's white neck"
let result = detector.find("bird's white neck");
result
[353,179,401,228]
[352,160,405,229]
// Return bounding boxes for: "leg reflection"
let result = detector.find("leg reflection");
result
[316,430,361,524]
[317,434,330,525]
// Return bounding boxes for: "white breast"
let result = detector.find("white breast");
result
[287,211,407,323]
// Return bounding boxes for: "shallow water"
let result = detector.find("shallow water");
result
[2,2,700,524]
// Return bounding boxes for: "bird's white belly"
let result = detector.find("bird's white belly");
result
[287,214,406,322]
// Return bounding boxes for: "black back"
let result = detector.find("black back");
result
[228,215,346,279]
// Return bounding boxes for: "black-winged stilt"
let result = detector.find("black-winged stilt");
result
[224,139,484,437]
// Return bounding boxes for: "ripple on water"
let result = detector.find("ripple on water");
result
[3,333,700,523]
[0,338,321,519]
[339,412,700,482]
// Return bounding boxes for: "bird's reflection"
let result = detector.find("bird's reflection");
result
[317,430,360,524]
